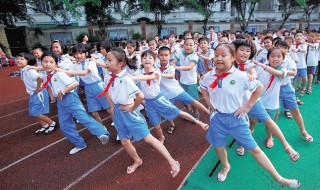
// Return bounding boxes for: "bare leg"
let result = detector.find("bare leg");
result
[290,109,313,141]
[179,111,208,130]
[121,139,142,174]
[215,147,231,180]
[154,125,165,143]
[190,100,210,114]
[36,115,53,125]
[91,111,103,124]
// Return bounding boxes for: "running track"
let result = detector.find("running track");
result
[0,66,210,189]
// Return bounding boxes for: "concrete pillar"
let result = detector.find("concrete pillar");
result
[230,19,235,33]
[299,19,303,30]
[188,21,193,32]
[141,21,146,39]
[267,19,271,29]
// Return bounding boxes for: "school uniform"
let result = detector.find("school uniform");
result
[236,61,271,123]
[200,66,260,150]
[279,56,299,110]
[70,59,109,112]
[50,71,109,148]
[157,63,194,105]
[21,67,49,117]
[256,63,287,119]
[136,68,181,126]
[306,42,319,75]
[296,43,308,78]
[174,50,199,99]
[255,47,268,63]
[104,70,149,141]
[58,54,74,70]
[197,49,214,75]
[93,51,104,76]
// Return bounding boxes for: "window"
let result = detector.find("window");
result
[50,33,73,45]
[108,29,129,40]
[257,0,274,11]
[220,0,227,11]
[246,26,257,33]
[161,27,177,38]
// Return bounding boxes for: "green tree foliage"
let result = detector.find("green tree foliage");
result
[122,0,180,36]
[278,0,306,29]
[231,0,260,31]
[0,0,32,26]
[301,0,319,29]
[183,0,218,34]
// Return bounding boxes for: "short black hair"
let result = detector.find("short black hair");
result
[17,52,37,66]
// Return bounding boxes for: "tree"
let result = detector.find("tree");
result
[231,0,260,31]
[278,0,305,29]
[183,0,218,34]
[122,0,180,36]
[301,0,319,29]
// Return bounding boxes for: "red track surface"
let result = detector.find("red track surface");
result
[0,66,210,190]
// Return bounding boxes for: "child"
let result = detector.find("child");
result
[32,47,55,104]
[157,47,210,134]
[130,50,209,142]
[206,26,217,49]
[255,36,273,63]
[274,40,314,142]
[16,52,57,134]
[171,38,200,120]
[168,34,181,59]
[200,43,300,188]
[56,43,110,126]
[293,31,308,96]
[95,40,116,77]
[305,31,319,94]
[232,40,299,161]
[41,52,110,155]
[148,39,158,54]
[102,47,180,177]
[196,37,214,76]
[51,40,74,70]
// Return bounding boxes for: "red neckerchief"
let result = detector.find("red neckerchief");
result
[295,42,301,49]
[42,73,53,90]
[144,72,153,86]
[266,75,274,91]
[209,72,231,89]
[98,74,117,97]
[238,62,246,71]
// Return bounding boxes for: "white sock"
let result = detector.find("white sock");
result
[50,121,56,126]
[42,124,49,128]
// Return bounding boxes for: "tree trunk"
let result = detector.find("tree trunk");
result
[280,13,291,29]
[203,17,208,34]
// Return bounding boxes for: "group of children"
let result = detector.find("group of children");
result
[16,27,319,188]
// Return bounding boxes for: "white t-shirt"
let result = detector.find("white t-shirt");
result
[256,65,284,109]
[157,63,184,99]
[306,43,319,66]
[136,68,161,99]
[21,67,41,95]
[296,43,307,69]
[207,33,218,43]
[289,47,299,63]
[58,54,74,71]
[200,66,261,114]
[174,50,199,85]
[104,70,140,105]
[255,48,268,63]
[70,59,101,84]
[281,55,296,85]
[50,71,77,97]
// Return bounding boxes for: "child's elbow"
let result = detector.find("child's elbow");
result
[74,82,79,87]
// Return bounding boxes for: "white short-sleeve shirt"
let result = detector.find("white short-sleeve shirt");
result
[255,48,268,63]
[289,47,299,63]
[104,70,140,105]
[70,59,101,84]
[50,71,77,97]
[296,44,307,69]
[281,55,296,85]
[174,50,199,85]
[136,68,162,99]
[256,65,283,109]
[157,63,184,99]
[306,43,319,66]
[21,67,41,95]
[200,66,261,113]
[58,54,74,70]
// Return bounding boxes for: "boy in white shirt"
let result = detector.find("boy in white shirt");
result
[305,31,319,94]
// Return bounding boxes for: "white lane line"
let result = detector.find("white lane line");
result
[177,146,212,189]
[0,115,58,139]
[0,109,28,119]
[0,116,111,173]
[62,98,206,190]
[0,97,29,106]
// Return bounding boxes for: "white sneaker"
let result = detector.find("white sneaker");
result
[99,134,110,145]
[69,146,87,155]
[116,135,120,141]
[111,122,115,126]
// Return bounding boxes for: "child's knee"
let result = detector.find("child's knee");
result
[121,139,131,146]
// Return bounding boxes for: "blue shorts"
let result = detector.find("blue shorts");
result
[84,81,110,112]
[180,83,199,100]
[248,100,271,123]
[145,94,181,126]
[113,104,149,141]
[169,91,195,105]
[266,109,278,120]
[29,88,50,117]
[296,68,307,78]
[206,111,257,150]
[97,67,103,75]
[307,66,317,75]
[279,84,298,110]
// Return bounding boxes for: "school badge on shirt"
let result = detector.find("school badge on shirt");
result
[229,80,236,86]
[53,78,57,82]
